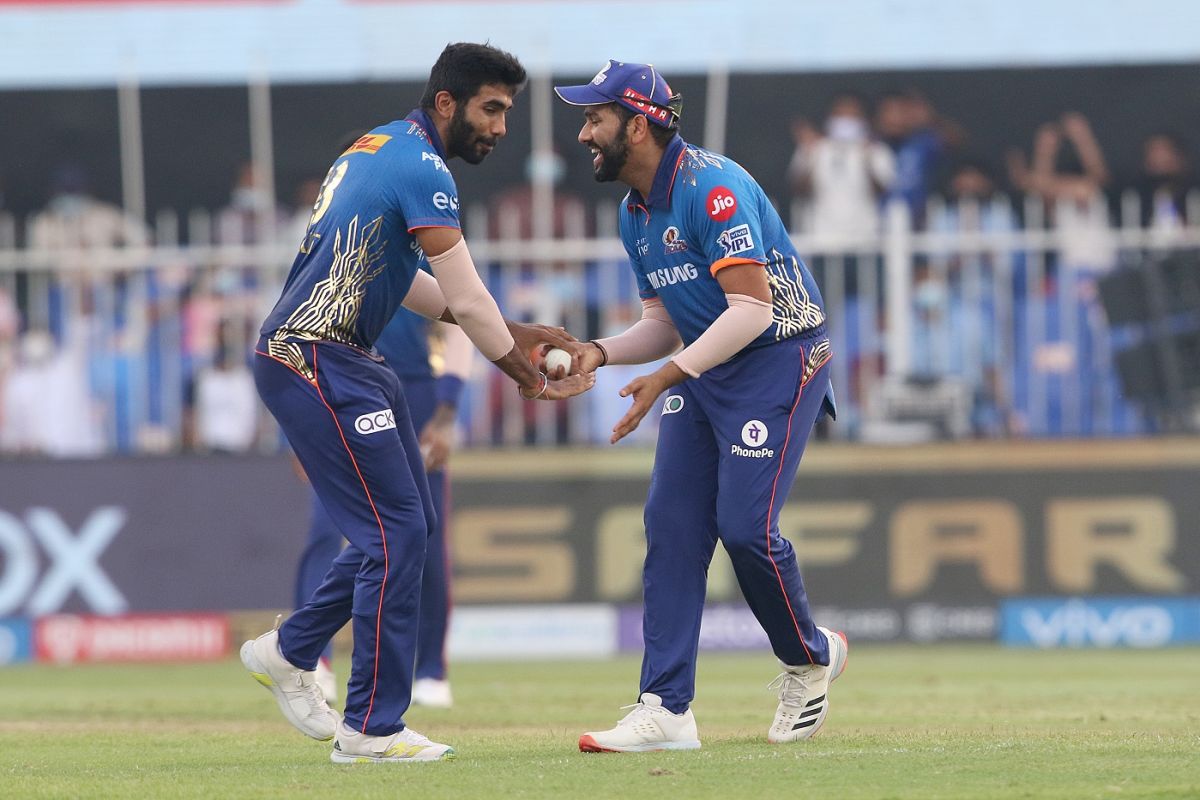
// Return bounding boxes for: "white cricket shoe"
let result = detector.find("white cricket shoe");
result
[240,629,340,741]
[411,677,453,709]
[315,657,338,706]
[767,626,849,743]
[330,720,456,763]
[579,692,701,752]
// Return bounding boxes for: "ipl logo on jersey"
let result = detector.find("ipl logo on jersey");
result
[717,224,755,258]
[662,226,688,254]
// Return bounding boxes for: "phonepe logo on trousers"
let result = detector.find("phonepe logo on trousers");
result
[732,419,774,458]
[355,409,396,435]
[662,395,685,416]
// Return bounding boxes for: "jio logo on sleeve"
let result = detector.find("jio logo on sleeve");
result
[740,419,768,447]
[707,186,738,221]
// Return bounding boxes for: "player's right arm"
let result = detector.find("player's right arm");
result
[415,225,593,401]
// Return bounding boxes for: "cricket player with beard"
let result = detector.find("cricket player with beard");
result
[241,42,592,764]
[553,61,847,752]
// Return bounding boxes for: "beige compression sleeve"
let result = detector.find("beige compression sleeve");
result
[425,238,515,361]
[670,293,773,378]
[594,298,682,365]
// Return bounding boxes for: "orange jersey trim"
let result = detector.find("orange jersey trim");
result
[709,256,765,277]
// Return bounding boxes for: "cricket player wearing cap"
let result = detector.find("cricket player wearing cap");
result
[242,42,592,765]
[554,60,847,752]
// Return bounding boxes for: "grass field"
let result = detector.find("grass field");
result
[1,646,1197,799]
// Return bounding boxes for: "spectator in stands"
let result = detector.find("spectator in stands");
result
[187,321,258,453]
[216,161,291,246]
[28,165,147,250]
[787,92,896,241]
[1136,132,1195,230]
[921,159,1018,435]
[1007,112,1119,435]
[876,89,963,227]
[1,329,102,456]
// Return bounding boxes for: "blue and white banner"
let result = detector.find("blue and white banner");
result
[0,618,32,665]
[1000,597,1200,648]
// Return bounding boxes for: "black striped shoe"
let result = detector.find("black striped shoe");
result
[766,626,849,743]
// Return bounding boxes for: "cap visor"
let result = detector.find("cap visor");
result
[553,84,614,106]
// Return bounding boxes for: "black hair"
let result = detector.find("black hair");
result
[612,100,680,148]
[419,42,527,109]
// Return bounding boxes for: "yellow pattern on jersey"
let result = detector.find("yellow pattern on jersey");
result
[273,214,388,346]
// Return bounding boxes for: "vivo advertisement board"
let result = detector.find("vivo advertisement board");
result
[1000,597,1200,648]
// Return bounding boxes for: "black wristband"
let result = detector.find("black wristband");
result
[590,339,609,367]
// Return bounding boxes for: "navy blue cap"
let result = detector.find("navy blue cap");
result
[554,60,680,128]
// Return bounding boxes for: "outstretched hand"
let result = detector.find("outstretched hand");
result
[610,362,688,444]
[540,371,595,400]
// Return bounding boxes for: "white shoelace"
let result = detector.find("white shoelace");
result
[293,670,328,707]
[615,701,665,726]
[767,668,817,707]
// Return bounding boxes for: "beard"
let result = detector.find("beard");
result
[593,124,630,183]
[446,105,496,165]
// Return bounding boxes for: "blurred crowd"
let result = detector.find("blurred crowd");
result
[0,90,1197,457]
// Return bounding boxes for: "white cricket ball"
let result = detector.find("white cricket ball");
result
[544,347,572,375]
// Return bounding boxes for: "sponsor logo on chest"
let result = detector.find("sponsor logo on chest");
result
[645,262,699,290]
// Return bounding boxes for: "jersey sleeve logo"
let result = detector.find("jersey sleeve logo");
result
[717,224,755,258]
[432,191,459,211]
[706,186,738,221]
[421,151,449,173]
[344,134,392,155]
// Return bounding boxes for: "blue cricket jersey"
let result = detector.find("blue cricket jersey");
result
[261,109,460,358]
[618,135,826,349]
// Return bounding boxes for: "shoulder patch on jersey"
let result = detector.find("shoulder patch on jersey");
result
[422,151,449,173]
[345,134,392,155]
[717,224,755,257]
[707,186,738,221]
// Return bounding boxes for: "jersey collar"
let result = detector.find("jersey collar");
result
[405,108,449,162]
[627,134,687,213]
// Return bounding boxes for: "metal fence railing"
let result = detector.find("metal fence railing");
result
[1,191,1198,456]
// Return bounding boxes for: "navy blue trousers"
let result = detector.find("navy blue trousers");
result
[255,339,434,736]
[295,375,451,681]
[640,330,834,714]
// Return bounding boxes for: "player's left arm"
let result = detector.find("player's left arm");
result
[609,264,773,443]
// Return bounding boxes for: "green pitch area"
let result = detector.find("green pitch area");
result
[1,646,1196,799]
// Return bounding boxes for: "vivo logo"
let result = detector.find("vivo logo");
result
[1019,599,1174,648]
[0,508,128,615]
